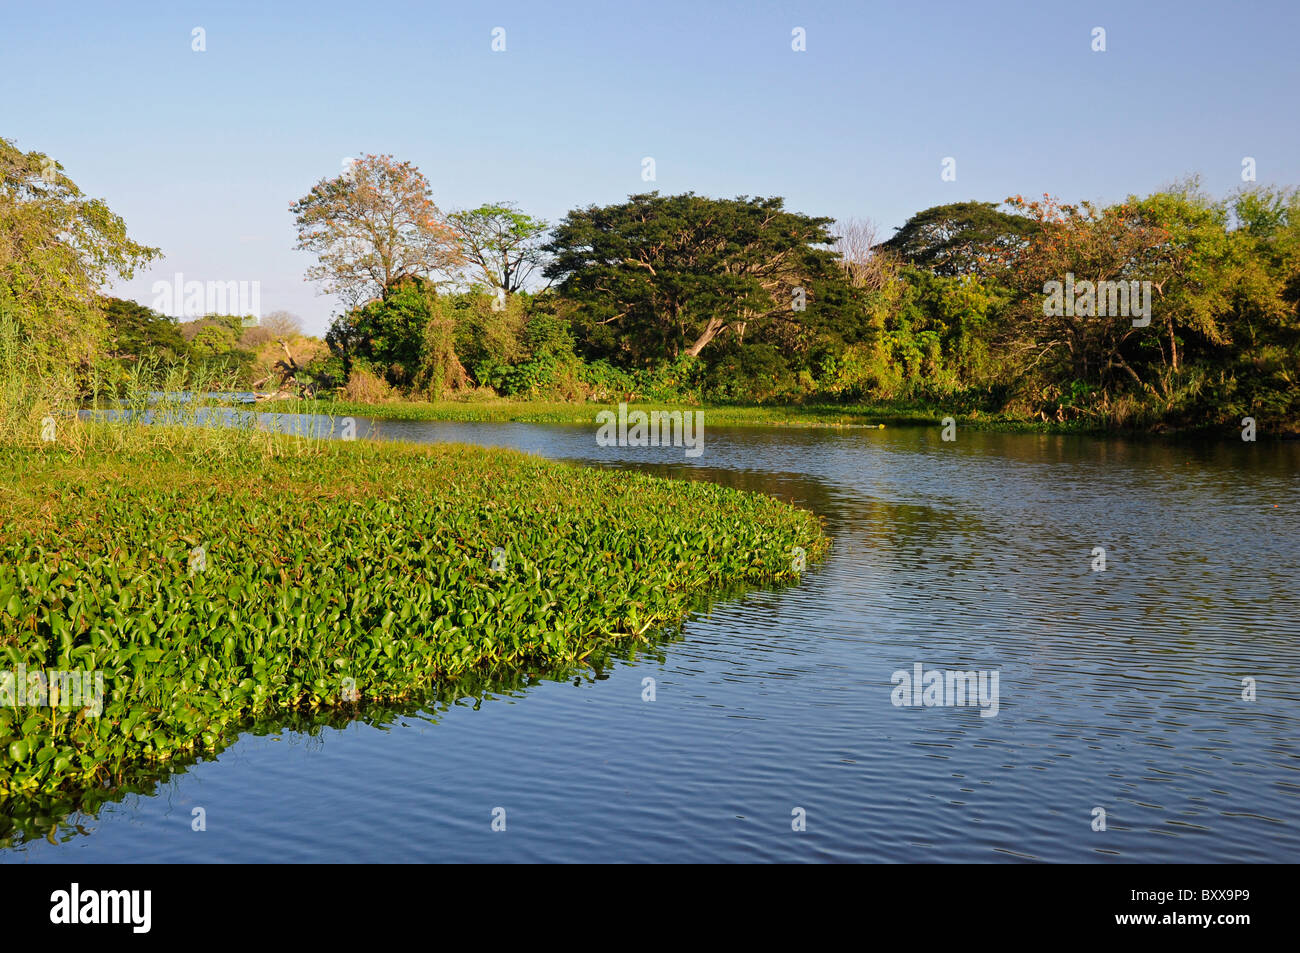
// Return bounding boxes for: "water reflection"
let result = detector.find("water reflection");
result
[1,627,688,849]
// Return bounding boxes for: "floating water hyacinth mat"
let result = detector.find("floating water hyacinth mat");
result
[0,439,826,795]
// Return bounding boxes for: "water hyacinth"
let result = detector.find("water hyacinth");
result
[0,435,827,800]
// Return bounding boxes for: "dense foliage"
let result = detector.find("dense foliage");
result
[0,138,159,376]
[0,437,826,799]
[4,133,1297,432]
[310,184,1298,433]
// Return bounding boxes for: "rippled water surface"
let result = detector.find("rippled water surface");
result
[6,421,1299,862]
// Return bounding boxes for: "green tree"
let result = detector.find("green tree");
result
[0,138,160,372]
[329,276,468,389]
[544,192,850,364]
[449,202,549,296]
[877,201,1038,277]
[879,268,1005,398]
[1193,186,1300,426]
[102,297,189,363]
[189,324,240,359]
[412,297,467,399]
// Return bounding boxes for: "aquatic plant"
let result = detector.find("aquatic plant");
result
[0,436,827,798]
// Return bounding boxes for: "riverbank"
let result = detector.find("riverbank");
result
[0,433,826,800]
[263,396,1300,437]
[260,397,1113,433]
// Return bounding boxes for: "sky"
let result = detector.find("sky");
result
[3,0,1298,336]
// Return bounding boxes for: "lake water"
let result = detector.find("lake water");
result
[5,418,1299,862]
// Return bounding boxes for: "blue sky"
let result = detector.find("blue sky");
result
[3,0,1297,335]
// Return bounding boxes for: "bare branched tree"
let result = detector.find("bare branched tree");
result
[834,216,894,291]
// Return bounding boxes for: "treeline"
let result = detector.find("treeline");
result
[97,300,325,394]
[5,138,1299,432]
[309,168,1300,431]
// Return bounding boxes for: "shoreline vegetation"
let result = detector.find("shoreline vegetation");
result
[0,291,831,812]
[0,421,828,803]
[8,140,1298,445]
[256,396,1296,438]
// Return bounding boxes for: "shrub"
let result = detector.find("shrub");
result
[340,367,393,403]
[703,344,798,403]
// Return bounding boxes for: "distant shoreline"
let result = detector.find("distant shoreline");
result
[253,397,1298,440]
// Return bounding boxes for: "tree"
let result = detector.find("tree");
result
[239,309,302,348]
[880,267,1005,396]
[178,313,245,341]
[189,323,241,358]
[544,192,848,363]
[1124,182,1234,387]
[0,138,160,370]
[1166,184,1300,425]
[834,217,895,291]
[289,154,463,308]
[101,297,189,363]
[449,202,549,295]
[411,299,468,399]
[328,276,458,387]
[877,201,1038,277]
[1001,193,1175,409]
[261,310,302,336]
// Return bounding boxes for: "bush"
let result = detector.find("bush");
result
[451,291,528,372]
[703,344,798,403]
[578,360,638,401]
[815,343,898,401]
[475,355,583,400]
[340,367,393,403]
[635,354,705,402]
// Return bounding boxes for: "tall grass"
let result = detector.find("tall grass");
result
[0,312,81,449]
[0,313,338,463]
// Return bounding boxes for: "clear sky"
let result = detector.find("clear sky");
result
[3,0,1297,335]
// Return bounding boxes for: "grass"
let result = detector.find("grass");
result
[0,426,827,813]
[263,395,1283,437]
[258,396,1031,429]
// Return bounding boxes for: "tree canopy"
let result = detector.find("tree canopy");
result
[877,200,1038,276]
[290,154,462,308]
[544,192,850,363]
[0,137,160,369]
[102,297,188,362]
[449,202,549,296]
[7,133,1295,433]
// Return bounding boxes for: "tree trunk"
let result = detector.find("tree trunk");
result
[279,340,300,376]
[685,317,727,357]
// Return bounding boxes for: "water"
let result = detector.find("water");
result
[142,391,261,404]
[5,420,1299,862]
